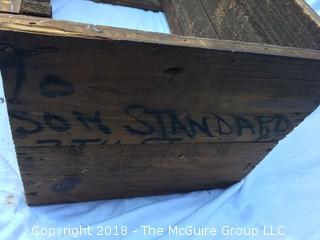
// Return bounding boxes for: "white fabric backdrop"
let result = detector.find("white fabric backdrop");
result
[0,1,320,239]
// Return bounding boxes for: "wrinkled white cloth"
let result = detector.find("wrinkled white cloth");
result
[0,0,320,239]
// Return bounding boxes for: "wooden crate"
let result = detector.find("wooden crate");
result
[0,0,319,205]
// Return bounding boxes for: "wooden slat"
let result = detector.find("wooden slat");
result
[160,0,183,35]
[295,0,320,28]
[92,0,162,12]
[161,0,219,38]
[20,0,51,17]
[0,14,320,205]
[0,0,22,14]
[6,109,305,146]
[19,142,274,205]
[162,0,320,49]
[0,14,319,59]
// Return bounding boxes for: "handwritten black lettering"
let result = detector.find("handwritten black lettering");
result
[9,111,43,138]
[215,114,233,135]
[170,113,193,138]
[36,139,62,146]
[274,115,290,133]
[187,116,214,137]
[44,112,70,132]
[144,108,170,138]
[256,116,275,140]
[39,75,74,98]
[141,137,182,144]
[234,116,255,136]
[72,139,101,145]
[124,105,155,135]
[72,111,111,134]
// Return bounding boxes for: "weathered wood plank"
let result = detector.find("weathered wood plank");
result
[295,0,320,28]
[203,0,320,49]
[161,0,219,38]
[92,0,162,12]
[0,14,320,205]
[162,0,320,49]
[19,142,274,205]
[0,0,22,14]
[160,0,183,34]
[200,0,265,43]
[0,14,319,59]
[20,0,51,17]
[6,109,305,146]
[1,15,320,148]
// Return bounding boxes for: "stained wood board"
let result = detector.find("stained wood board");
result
[20,0,52,17]
[161,0,320,49]
[0,0,51,17]
[0,14,320,205]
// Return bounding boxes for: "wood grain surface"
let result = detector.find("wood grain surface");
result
[161,0,320,49]
[0,13,319,205]
[20,0,51,17]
